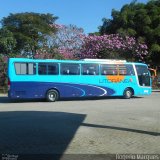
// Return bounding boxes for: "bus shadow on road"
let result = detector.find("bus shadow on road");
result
[82,123,160,136]
[0,97,45,103]
[0,111,86,159]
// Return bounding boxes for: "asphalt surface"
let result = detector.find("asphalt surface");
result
[0,93,159,156]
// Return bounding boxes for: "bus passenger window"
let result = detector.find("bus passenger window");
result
[15,63,27,74]
[81,64,99,75]
[63,69,70,75]
[48,64,59,75]
[103,70,107,75]
[28,63,36,75]
[38,63,59,75]
[15,63,36,75]
[61,63,80,75]
[15,63,21,74]
[118,64,127,75]
[100,64,118,75]
[126,64,135,75]
[38,64,47,75]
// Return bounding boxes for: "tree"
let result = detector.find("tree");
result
[34,24,85,59]
[0,28,16,55]
[0,55,8,91]
[1,12,58,57]
[80,34,148,62]
[48,24,85,59]
[99,0,160,66]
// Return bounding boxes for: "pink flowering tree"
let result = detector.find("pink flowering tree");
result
[35,24,85,59]
[48,24,85,59]
[34,24,148,62]
[80,34,148,61]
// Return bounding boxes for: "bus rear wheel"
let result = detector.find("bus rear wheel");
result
[46,89,59,102]
[123,88,133,99]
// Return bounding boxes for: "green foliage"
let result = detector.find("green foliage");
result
[151,44,160,53]
[0,28,16,55]
[99,0,160,66]
[53,53,66,60]
[0,55,7,92]
[1,12,58,57]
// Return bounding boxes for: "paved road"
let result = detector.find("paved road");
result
[0,93,159,155]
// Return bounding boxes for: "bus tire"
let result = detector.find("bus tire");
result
[123,88,133,99]
[46,89,59,102]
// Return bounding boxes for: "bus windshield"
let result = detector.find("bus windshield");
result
[135,65,151,87]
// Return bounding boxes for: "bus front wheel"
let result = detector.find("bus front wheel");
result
[123,88,133,99]
[46,89,59,102]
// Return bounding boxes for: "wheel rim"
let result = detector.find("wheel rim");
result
[126,90,131,98]
[48,92,56,101]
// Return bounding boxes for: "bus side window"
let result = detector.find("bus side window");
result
[15,63,36,75]
[61,63,80,75]
[126,64,135,75]
[82,69,89,75]
[63,69,70,75]
[101,64,117,75]
[118,64,127,75]
[48,64,59,75]
[38,63,59,75]
[103,70,107,75]
[38,64,47,75]
[28,63,36,75]
[81,64,99,75]
[15,63,21,74]
[112,70,116,75]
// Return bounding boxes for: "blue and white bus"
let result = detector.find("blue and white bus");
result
[8,58,152,102]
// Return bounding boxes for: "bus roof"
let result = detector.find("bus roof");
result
[81,59,127,62]
[8,58,147,65]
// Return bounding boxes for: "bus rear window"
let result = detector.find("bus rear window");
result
[14,63,36,75]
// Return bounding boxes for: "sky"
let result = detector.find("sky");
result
[0,0,148,34]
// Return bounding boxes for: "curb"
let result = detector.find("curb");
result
[152,90,160,92]
[0,94,7,97]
